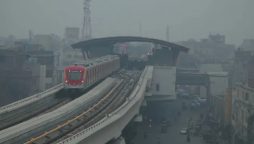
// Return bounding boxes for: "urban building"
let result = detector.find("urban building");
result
[239,39,254,51]
[247,57,254,88]
[178,34,235,64]
[231,50,254,87]
[61,46,83,66]
[64,27,80,44]
[0,43,55,106]
[146,66,176,101]
[61,27,83,67]
[232,84,254,144]
[208,72,228,125]
[230,39,254,144]
[198,64,229,126]
[32,34,62,51]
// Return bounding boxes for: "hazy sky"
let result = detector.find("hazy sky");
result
[0,0,254,45]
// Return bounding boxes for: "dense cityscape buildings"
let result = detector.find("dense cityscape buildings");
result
[0,27,83,106]
[178,34,235,65]
[175,34,254,144]
[231,39,254,144]
[1,1,254,143]
[0,29,254,143]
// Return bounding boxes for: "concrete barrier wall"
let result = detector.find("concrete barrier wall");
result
[0,78,118,144]
[0,84,63,129]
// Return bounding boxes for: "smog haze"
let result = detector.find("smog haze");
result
[0,0,254,45]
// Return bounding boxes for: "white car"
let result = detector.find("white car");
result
[179,128,188,135]
[198,97,207,103]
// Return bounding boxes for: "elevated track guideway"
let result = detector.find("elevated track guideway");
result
[25,71,140,144]
[57,66,153,144]
[0,55,120,131]
[0,84,64,130]
[0,70,142,144]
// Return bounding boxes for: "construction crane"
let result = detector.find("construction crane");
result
[82,0,92,40]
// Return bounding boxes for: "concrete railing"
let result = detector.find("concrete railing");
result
[0,78,118,144]
[0,84,63,113]
[0,84,64,129]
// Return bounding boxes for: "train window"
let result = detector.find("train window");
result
[99,65,101,78]
[91,68,94,82]
[87,70,90,83]
[94,68,96,81]
[68,71,82,80]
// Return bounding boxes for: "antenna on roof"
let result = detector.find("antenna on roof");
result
[82,0,92,40]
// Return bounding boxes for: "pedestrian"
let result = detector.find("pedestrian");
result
[187,133,191,142]
[143,132,147,139]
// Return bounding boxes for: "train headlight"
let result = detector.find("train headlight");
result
[81,80,84,83]
[65,80,68,83]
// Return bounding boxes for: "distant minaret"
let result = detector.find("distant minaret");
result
[28,30,33,42]
[166,25,170,42]
[139,23,143,36]
[82,0,92,40]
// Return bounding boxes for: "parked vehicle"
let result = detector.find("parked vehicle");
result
[198,97,207,103]
[180,128,188,135]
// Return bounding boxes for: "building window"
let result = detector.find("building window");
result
[245,93,249,101]
[0,56,5,63]
[156,84,160,91]
[46,70,53,77]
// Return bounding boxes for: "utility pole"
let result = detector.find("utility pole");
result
[82,0,92,40]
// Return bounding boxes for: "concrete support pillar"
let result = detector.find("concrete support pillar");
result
[81,49,89,60]
[39,65,46,91]
[172,48,180,65]
[200,86,207,98]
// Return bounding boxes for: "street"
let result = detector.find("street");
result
[130,98,208,144]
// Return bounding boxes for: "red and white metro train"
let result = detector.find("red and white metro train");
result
[63,55,120,90]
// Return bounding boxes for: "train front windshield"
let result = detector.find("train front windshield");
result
[68,71,82,80]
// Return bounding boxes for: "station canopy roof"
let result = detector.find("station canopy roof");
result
[72,36,189,52]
